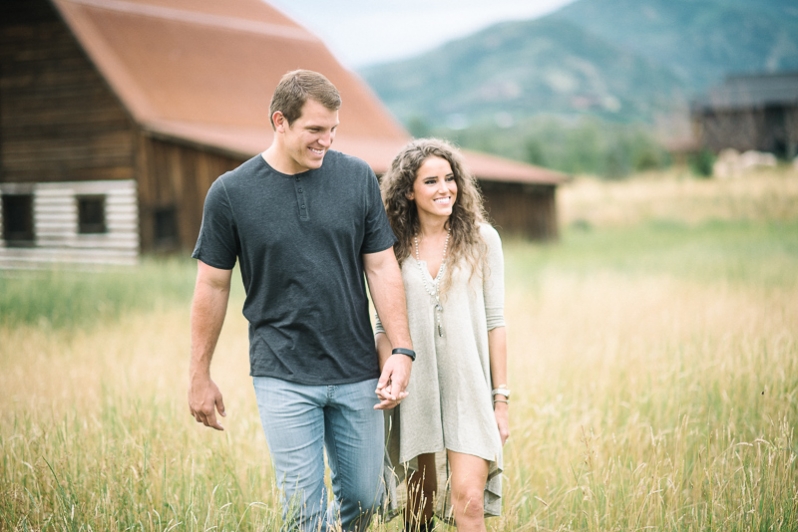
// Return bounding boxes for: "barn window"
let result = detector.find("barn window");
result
[2,194,35,246]
[77,195,107,234]
[154,206,178,247]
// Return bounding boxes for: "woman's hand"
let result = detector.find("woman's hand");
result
[494,401,510,445]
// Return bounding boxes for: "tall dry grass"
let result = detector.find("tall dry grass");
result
[1,303,282,530]
[1,167,797,530]
[497,268,797,530]
[560,165,798,229]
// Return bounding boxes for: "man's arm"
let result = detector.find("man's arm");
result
[363,248,413,410]
[189,260,233,430]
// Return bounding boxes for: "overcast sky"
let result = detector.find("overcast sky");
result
[266,0,577,69]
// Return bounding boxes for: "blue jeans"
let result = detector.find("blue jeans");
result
[253,376,384,532]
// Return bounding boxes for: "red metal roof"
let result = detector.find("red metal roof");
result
[52,0,565,185]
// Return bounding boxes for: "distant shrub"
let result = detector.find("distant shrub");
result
[525,139,547,166]
[605,144,632,179]
[569,218,593,232]
[634,147,666,172]
[407,116,432,139]
[690,149,715,178]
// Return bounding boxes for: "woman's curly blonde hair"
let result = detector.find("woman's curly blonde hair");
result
[380,138,487,291]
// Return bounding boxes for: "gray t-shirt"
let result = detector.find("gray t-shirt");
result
[192,151,396,385]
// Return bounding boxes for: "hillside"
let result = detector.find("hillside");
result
[360,0,798,127]
[362,17,685,126]
[553,0,798,90]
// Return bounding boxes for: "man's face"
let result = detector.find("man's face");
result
[276,99,339,174]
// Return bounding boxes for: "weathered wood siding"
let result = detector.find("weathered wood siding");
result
[0,0,136,184]
[0,179,138,268]
[0,0,243,257]
[693,105,798,159]
[480,182,558,240]
[135,136,242,253]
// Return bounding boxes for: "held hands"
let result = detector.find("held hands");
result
[374,354,412,410]
[188,376,226,430]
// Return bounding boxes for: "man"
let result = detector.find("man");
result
[188,69,414,531]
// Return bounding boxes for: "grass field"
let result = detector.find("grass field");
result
[1,167,797,531]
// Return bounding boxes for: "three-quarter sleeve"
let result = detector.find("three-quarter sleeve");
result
[481,225,506,330]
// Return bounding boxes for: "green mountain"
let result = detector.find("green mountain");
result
[359,0,798,127]
[553,0,798,89]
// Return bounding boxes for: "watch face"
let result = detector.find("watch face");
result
[494,388,510,398]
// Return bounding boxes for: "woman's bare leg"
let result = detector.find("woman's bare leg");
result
[447,451,489,532]
[405,453,437,529]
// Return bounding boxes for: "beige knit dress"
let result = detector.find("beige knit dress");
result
[376,223,506,520]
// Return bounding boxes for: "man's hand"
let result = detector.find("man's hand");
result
[374,354,412,410]
[494,402,510,445]
[364,248,414,410]
[189,376,226,430]
[189,261,232,432]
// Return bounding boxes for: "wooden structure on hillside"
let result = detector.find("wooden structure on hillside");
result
[691,72,798,160]
[0,0,564,268]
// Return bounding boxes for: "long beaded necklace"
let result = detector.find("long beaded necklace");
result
[414,228,451,337]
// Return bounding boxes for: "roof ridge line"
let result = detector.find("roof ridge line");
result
[63,0,320,42]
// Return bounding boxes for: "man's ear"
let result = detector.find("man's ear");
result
[272,111,286,132]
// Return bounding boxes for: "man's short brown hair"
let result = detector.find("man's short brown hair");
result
[269,70,342,129]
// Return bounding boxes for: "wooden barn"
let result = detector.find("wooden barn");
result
[0,0,564,268]
[691,72,798,160]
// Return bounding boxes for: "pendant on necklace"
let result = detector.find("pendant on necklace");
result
[415,229,451,339]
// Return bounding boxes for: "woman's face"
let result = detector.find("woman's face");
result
[408,156,458,221]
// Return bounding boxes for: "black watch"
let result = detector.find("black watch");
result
[391,347,416,361]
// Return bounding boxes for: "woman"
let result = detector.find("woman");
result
[375,138,510,532]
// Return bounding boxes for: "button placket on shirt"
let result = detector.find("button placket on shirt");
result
[294,176,309,221]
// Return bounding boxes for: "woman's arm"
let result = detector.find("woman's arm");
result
[483,225,510,445]
[489,327,510,445]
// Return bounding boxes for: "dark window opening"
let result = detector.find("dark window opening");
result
[154,207,178,247]
[77,195,107,234]
[2,194,35,246]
